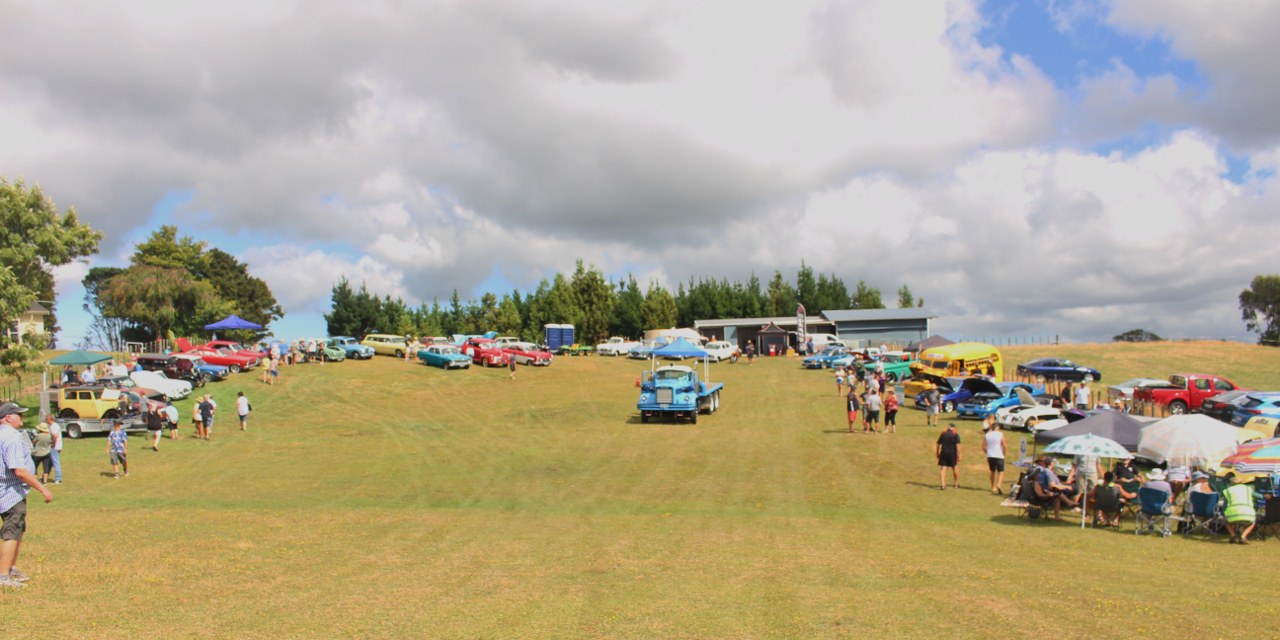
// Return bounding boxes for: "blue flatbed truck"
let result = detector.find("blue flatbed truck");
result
[636,365,724,424]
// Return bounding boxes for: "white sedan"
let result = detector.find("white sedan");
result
[596,337,641,356]
[702,341,740,362]
[130,369,193,400]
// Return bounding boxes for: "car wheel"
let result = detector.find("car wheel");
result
[690,408,698,424]
[58,408,78,419]
[886,372,898,383]
[395,349,404,358]
[1169,401,1188,415]
[66,423,83,439]
[943,400,955,413]
[103,409,121,420]
[229,364,241,374]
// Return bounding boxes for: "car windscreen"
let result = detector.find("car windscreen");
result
[656,370,689,381]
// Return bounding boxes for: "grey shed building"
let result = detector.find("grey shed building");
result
[821,308,934,346]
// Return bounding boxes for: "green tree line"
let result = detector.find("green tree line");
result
[326,260,919,344]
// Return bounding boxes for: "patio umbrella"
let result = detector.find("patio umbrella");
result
[46,349,112,366]
[1137,414,1240,467]
[1044,434,1132,528]
[1220,443,1280,475]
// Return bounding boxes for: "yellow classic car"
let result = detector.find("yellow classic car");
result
[360,334,409,357]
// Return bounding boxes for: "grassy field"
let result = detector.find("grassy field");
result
[2,341,1279,638]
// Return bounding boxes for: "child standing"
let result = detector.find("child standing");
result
[107,420,128,479]
[835,367,845,396]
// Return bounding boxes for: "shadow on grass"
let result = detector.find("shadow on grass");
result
[902,480,988,493]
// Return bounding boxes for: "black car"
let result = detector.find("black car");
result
[1201,390,1253,423]
[135,353,206,388]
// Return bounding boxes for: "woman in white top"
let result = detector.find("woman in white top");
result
[983,417,1006,495]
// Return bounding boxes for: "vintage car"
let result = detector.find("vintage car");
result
[861,351,916,382]
[97,375,167,401]
[636,365,724,424]
[461,338,511,367]
[995,388,1064,431]
[596,337,642,356]
[912,375,970,413]
[702,341,740,363]
[502,342,553,366]
[135,353,206,388]
[361,333,408,357]
[171,354,230,382]
[1016,358,1102,382]
[129,369,194,399]
[629,340,665,360]
[802,346,853,369]
[329,336,375,359]
[955,380,1044,419]
[57,386,136,420]
[417,344,472,369]
[183,346,259,373]
[204,339,268,359]
[1231,393,1280,427]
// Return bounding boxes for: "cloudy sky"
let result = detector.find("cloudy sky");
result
[3,0,1278,345]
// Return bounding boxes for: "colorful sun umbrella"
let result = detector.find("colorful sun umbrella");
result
[1221,443,1280,475]
[1137,414,1240,467]
[1043,434,1132,529]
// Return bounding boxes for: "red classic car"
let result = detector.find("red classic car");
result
[460,338,510,367]
[502,342,553,366]
[182,346,261,373]
[204,339,268,359]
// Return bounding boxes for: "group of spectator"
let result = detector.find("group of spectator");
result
[840,364,899,434]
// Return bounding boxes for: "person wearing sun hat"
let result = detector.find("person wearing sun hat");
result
[0,402,53,589]
[1223,472,1258,544]
[1141,467,1173,496]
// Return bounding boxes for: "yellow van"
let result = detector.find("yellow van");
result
[902,342,1003,397]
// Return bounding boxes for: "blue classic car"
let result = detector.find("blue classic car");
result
[417,344,472,369]
[802,346,854,369]
[1015,358,1102,382]
[955,380,1044,419]
[912,375,970,412]
[173,354,230,382]
[329,336,375,360]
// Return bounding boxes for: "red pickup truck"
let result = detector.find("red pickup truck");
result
[1131,374,1243,414]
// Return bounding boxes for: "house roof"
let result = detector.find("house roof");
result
[820,308,934,322]
[693,316,834,329]
[25,301,50,316]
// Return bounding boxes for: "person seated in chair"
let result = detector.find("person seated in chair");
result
[1141,468,1173,497]
[1033,456,1079,519]
[1223,473,1259,545]
[1092,471,1135,527]
[1114,458,1143,484]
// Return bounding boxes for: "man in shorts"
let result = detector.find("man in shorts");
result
[0,402,53,589]
[924,387,941,427]
[936,423,961,490]
[983,419,1006,494]
[164,400,180,439]
[199,395,216,440]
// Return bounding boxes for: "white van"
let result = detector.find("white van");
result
[800,333,841,352]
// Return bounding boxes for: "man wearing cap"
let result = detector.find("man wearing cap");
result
[0,402,53,589]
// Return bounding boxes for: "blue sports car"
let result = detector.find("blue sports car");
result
[1015,358,1102,382]
[956,380,1045,419]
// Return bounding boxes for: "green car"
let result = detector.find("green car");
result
[321,343,346,362]
[861,351,916,382]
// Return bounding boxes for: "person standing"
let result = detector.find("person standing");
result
[983,419,1006,494]
[0,403,52,589]
[81,365,96,384]
[745,341,755,365]
[924,386,941,427]
[107,420,128,479]
[936,423,961,490]
[145,403,164,451]
[191,401,204,440]
[864,387,882,434]
[508,355,517,381]
[835,367,845,396]
[45,415,62,484]
[198,395,215,441]
[236,391,251,431]
[883,388,899,434]
[269,355,280,386]
[846,387,861,433]
[163,400,180,440]
[30,421,53,485]
[1075,382,1091,410]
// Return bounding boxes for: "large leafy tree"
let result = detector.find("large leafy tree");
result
[611,276,645,338]
[199,248,283,335]
[0,178,102,380]
[1240,275,1280,344]
[643,282,679,330]
[852,280,884,309]
[570,261,616,343]
[97,265,232,340]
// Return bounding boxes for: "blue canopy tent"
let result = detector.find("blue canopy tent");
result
[204,315,264,331]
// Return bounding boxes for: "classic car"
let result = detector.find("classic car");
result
[702,341,740,363]
[1231,393,1280,427]
[361,333,408,357]
[802,346,852,369]
[204,339,268,359]
[502,342,553,366]
[183,346,260,372]
[56,386,139,420]
[995,388,1064,431]
[135,353,206,388]
[129,369,194,399]
[97,375,168,401]
[911,375,970,413]
[1200,390,1253,423]
[861,351,916,382]
[171,354,230,381]
[1016,358,1102,382]
[329,336,375,359]
[596,337,642,356]
[955,380,1044,419]
[461,338,511,367]
[417,344,472,369]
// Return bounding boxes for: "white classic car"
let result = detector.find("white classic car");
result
[702,340,740,362]
[596,336,642,356]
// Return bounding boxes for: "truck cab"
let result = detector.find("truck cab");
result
[636,365,724,424]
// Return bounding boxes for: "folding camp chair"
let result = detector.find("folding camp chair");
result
[1119,479,1141,520]
[1005,472,1050,521]
[1092,485,1124,530]
[1135,487,1176,537]
[1255,496,1280,541]
[1182,491,1224,538]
